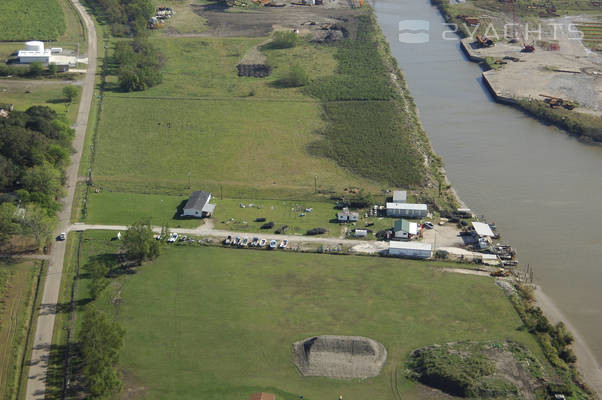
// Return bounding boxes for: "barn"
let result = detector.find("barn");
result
[182,190,215,218]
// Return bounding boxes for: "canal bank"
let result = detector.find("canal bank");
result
[371,0,602,395]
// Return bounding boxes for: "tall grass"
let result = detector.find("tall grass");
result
[305,15,425,188]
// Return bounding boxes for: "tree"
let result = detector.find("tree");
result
[122,220,161,262]
[270,31,299,49]
[63,85,79,103]
[21,204,56,248]
[48,63,58,75]
[28,62,43,77]
[87,260,111,299]
[79,307,125,399]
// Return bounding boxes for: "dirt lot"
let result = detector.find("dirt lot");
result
[189,2,363,38]
[465,17,602,116]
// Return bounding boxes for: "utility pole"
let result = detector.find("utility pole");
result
[220,184,223,200]
[314,175,318,193]
[187,170,191,189]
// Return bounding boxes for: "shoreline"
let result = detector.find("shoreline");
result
[534,286,602,398]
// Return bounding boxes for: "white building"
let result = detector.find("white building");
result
[472,222,495,238]
[386,202,427,218]
[392,190,407,203]
[389,241,432,259]
[182,190,215,218]
[18,41,51,64]
[337,207,358,222]
[354,229,367,237]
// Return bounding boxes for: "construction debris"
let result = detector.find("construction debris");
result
[539,94,576,110]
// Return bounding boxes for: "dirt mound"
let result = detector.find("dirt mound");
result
[293,335,387,379]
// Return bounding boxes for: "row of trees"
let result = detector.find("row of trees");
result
[93,0,154,36]
[114,39,164,91]
[77,221,162,398]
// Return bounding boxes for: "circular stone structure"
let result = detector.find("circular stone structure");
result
[292,335,387,379]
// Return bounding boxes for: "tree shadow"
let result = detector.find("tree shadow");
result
[46,98,69,104]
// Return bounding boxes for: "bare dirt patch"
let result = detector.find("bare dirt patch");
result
[191,3,361,38]
[292,335,387,378]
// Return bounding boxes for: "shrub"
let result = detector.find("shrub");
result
[269,31,299,49]
[307,227,327,235]
[277,64,309,88]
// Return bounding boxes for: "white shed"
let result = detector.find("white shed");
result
[182,190,215,218]
[389,241,432,259]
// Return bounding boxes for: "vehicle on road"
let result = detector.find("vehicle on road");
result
[279,239,288,249]
[269,239,277,249]
[57,232,66,241]
[167,233,178,243]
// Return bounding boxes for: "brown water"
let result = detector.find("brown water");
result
[371,0,602,364]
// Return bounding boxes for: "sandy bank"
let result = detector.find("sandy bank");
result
[534,286,602,398]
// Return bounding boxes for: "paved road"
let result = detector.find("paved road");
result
[25,1,97,398]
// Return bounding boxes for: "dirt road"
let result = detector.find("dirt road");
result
[25,1,97,398]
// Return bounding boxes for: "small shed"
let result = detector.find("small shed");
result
[182,190,215,218]
[393,219,418,239]
[249,393,275,400]
[392,190,407,203]
[389,241,432,259]
[386,202,427,218]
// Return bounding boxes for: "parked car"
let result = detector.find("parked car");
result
[167,233,178,243]
[234,236,241,246]
[179,235,187,242]
[251,237,260,247]
[279,239,288,249]
[224,235,232,245]
[241,237,249,247]
[424,222,434,229]
[269,239,277,249]
[259,238,267,247]
[57,232,66,241]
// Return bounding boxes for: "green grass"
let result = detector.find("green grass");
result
[92,96,375,195]
[0,261,40,400]
[0,83,80,122]
[70,238,547,400]
[85,191,201,228]
[0,0,66,41]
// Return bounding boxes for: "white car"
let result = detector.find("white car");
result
[259,238,267,247]
[269,239,277,249]
[167,233,178,243]
[241,237,249,247]
[279,239,288,249]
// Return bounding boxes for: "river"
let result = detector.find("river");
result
[371,0,602,377]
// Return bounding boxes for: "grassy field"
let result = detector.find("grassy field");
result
[0,0,66,41]
[0,261,41,400]
[0,82,80,122]
[91,95,376,195]
[63,234,548,400]
[85,191,201,228]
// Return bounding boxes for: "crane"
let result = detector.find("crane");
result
[507,0,535,52]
